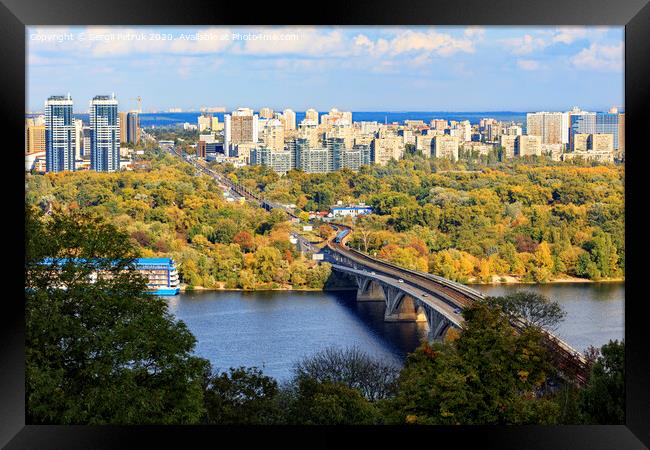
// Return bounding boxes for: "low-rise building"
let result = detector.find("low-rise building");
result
[329,205,374,218]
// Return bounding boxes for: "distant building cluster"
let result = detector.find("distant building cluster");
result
[192,105,623,174]
[26,94,142,173]
[27,99,624,175]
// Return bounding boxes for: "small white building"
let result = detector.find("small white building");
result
[329,206,374,218]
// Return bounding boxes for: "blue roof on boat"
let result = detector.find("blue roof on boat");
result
[40,257,174,266]
[135,258,173,265]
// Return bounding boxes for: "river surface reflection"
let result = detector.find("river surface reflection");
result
[165,282,624,382]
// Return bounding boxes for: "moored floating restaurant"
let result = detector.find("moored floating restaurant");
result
[37,257,180,296]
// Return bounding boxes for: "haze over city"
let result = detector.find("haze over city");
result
[27,25,624,113]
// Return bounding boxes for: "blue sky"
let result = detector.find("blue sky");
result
[27,26,624,113]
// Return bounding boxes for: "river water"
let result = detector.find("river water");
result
[165,283,624,382]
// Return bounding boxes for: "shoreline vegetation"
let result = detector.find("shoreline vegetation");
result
[179,276,625,293]
[26,147,624,292]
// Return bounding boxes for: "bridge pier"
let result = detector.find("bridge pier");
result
[384,289,418,322]
[426,308,453,341]
[356,278,386,301]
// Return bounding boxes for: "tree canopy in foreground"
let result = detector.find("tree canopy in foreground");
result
[25,205,209,424]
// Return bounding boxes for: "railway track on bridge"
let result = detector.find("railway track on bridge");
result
[327,222,590,385]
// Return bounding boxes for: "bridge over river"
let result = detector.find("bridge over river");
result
[165,141,590,385]
[326,224,590,385]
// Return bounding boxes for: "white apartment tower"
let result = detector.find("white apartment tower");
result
[45,94,75,173]
[89,94,120,172]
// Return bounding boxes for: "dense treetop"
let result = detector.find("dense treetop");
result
[218,155,624,283]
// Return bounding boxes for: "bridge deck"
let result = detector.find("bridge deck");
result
[331,264,464,328]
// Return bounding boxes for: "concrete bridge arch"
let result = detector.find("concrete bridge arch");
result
[330,266,459,342]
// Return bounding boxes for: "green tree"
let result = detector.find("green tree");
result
[292,346,399,401]
[483,291,566,331]
[254,247,282,282]
[203,367,282,425]
[388,300,559,425]
[284,377,379,425]
[25,206,209,424]
[579,340,625,424]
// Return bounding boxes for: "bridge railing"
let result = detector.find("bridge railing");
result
[328,222,485,301]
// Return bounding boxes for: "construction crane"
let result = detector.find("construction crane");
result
[129,96,142,113]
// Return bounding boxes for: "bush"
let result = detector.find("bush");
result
[292,346,400,401]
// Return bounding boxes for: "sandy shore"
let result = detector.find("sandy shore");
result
[467,274,625,285]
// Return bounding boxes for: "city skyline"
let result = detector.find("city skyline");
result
[27,26,624,113]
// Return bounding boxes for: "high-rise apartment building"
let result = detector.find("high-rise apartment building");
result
[118,112,128,143]
[574,133,614,153]
[259,107,274,119]
[515,135,542,157]
[224,108,259,150]
[415,135,434,154]
[354,144,372,166]
[618,113,625,156]
[526,112,569,145]
[283,109,296,131]
[300,147,331,173]
[211,116,220,131]
[89,94,120,172]
[289,138,309,170]
[126,111,140,144]
[250,147,292,174]
[25,121,46,154]
[45,94,75,172]
[430,119,448,132]
[74,119,84,159]
[431,135,459,160]
[305,108,319,124]
[590,134,614,153]
[321,108,352,127]
[371,136,404,165]
[569,110,620,151]
[327,123,354,149]
[595,113,620,150]
[500,135,517,159]
[486,123,502,142]
[326,137,346,171]
[198,114,212,133]
[261,118,285,151]
[573,134,590,152]
[82,126,92,157]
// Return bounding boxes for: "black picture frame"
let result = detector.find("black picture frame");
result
[2,0,649,448]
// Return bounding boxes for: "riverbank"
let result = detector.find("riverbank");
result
[179,275,624,292]
[467,274,625,285]
[179,283,346,293]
